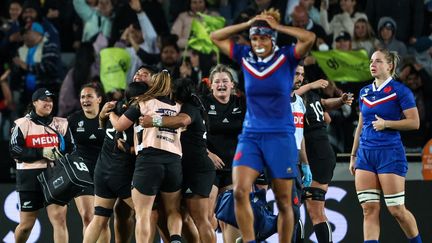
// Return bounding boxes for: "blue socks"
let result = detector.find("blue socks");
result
[409,234,422,243]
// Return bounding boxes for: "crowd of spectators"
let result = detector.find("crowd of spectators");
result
[0,0,431,180]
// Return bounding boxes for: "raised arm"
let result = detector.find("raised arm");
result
[109,113,134,132]
[210,21,252,57]
[130,0,158,54]
[257,15,316,57]
[321,93,354,110]
[295,79,329,96]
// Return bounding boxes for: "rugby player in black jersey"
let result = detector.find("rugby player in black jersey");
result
[139,77,216,243]
[202,64,245,242]
[294,64,353,243]
[82,65,155,243]
[67,83,107,241]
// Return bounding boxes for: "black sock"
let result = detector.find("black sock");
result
[313,221,333,243]
[170,234,182,243]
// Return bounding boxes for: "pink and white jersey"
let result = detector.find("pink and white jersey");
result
[136,99,182,156]
[291,94,306,150]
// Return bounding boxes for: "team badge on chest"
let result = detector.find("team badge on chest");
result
[77,120,85,132]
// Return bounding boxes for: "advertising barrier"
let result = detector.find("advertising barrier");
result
[1,181,431,243]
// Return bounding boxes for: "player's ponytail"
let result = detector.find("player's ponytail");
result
[378,49,400,78]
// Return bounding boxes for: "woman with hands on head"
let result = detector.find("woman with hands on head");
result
[211,8,315,243]
[350,49,422,243]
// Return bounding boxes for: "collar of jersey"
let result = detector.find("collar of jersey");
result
[256,46,279,63]
[372,76,392,92]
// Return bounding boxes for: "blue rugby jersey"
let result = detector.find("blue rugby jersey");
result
[230,42,300,133]
[359,77,416,149]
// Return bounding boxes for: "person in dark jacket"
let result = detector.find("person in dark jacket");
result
[9,87,75,243]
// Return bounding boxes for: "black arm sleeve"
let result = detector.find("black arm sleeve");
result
[123,105,141,122]
[9,124,44,162]
[180,103,198,123]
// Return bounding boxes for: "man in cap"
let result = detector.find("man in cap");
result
[377,16,407,57]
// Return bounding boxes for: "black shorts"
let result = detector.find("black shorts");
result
[183,169,215,198]
[76,159,95,196]
[132,152,182,195]
[305,129,336,184]
[19,191,45,212]
[214,170,232,189]
[94,171,132,199]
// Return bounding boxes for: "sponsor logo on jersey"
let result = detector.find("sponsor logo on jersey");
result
[292,112,304,128]
[222,118,229,123]
[25,134,59,148]
[89,134,97,139]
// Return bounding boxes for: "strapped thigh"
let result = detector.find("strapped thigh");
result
[357,189,381,204]
[384,191,405,206]
[302,187,326,201]
[94,206,113,217]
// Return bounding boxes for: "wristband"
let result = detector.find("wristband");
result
[350,154,356,157]
[152,115,163,127]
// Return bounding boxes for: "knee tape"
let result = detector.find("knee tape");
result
[302,187,326,201]
[94,206,113,217]
[357,189,381,204]
[384,192,405,206]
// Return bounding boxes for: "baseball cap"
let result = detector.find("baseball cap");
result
[335,31,351,42]
[32,88,55,101]
[382,21,395,31]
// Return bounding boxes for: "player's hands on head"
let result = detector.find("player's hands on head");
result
[254,14,278,29]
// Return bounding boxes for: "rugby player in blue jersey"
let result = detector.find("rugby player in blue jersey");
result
[211,8,315,243]
[350,49,422,243]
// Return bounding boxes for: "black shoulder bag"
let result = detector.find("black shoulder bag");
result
[33,119,93,205]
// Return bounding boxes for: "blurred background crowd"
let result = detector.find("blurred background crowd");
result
[0,0,431,181]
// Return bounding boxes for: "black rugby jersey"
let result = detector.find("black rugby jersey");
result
[96,118,135,174]
[68,110,104,162]
[203,94,245,170]
[304,90,327,133]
